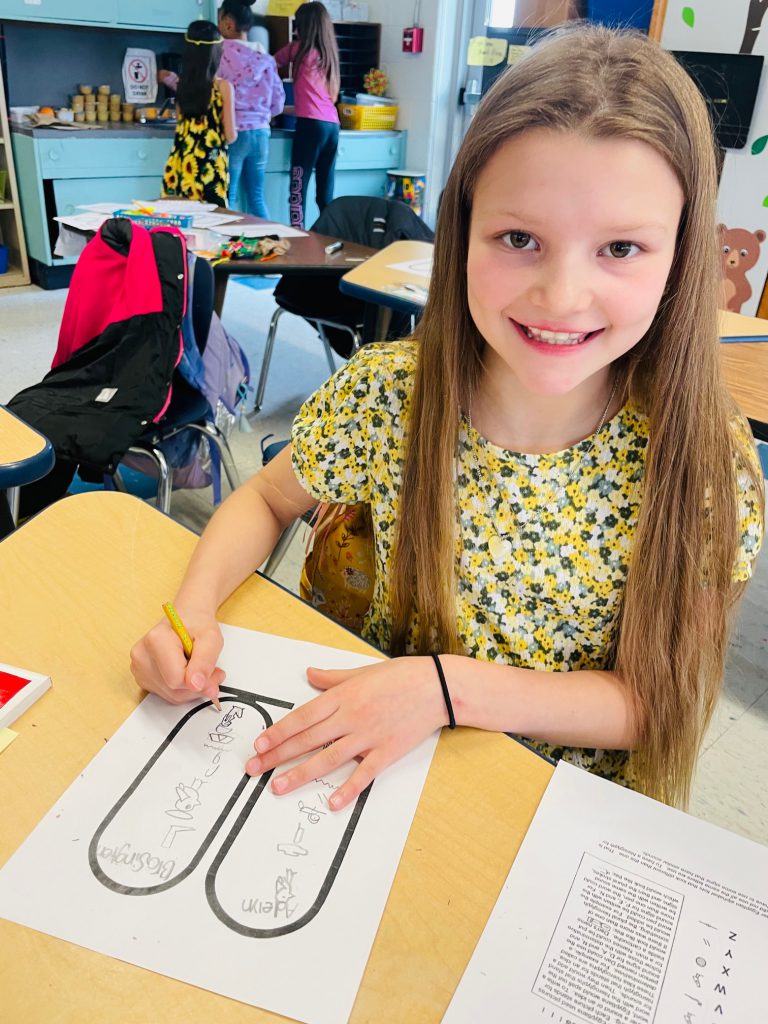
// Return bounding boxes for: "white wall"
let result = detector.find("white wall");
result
[367,0,465,225]
[662,0,768,315]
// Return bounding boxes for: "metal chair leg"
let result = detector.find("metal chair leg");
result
[6,486,20,525]
[263,518,302,577]
[316,324,337,376]
[255,306,286,412]
[126,445,172,514]
[189,422,242,493]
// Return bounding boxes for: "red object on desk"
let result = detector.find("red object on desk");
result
[0,670,29,705]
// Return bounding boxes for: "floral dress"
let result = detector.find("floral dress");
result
[162,82,228,207]
[291,341,764,789]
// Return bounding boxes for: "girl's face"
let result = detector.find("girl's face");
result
[467,129,684,399]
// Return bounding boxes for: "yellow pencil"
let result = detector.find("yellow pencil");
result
[161,602,221,712]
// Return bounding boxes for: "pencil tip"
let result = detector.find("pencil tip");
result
[212,698,222,712]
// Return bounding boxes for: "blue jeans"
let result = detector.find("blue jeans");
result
[228,128,271,218]
[289,118,339,229]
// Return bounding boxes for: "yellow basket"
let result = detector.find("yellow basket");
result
[337,103,398,130]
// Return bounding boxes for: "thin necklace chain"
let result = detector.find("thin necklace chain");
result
[464,375,619,558]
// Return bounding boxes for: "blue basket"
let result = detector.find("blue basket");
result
[113,210,194,229]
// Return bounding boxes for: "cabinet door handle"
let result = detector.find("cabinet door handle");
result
[137,149,148,161]
[48,148,60,161]
[338,146,346,157]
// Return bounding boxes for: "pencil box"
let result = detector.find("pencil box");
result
[113,210,194,229]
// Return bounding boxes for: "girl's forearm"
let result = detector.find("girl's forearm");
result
[174,481,286,614]
[441,654,639,750]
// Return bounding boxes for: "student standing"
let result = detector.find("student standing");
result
[274,2,340,229]
[162,3,285,216]
[162,20,237,208]
[219,0,284,216]
[133,25,764,813]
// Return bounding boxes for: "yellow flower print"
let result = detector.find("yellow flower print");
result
[182,154,199,180]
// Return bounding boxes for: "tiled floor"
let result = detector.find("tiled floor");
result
[1,280,766,844]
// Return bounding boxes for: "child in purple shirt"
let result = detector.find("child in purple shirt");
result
[274,2,340,230]
[218,1,284,217]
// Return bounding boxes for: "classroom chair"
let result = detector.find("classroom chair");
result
[253,195,434,413]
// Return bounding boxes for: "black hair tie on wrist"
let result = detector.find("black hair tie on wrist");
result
[431,653,456,730]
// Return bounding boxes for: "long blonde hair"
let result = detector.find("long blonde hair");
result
[389,24,764,807]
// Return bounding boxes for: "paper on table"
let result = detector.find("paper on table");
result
[444,761,768,1023]
[0,728,18,755]
[54,212,109,233]
[0,625,438,1024]
[76,204,241,229]
[212,222,308,238]
[385,257,432,278]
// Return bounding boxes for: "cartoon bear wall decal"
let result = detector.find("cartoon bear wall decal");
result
[718,224,766,313]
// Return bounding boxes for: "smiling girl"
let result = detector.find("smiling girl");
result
[133,24,763,811]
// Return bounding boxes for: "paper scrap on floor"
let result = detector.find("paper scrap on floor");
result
[444,760,768,1023]
[212,222,308,238]
[0,625,438,1024]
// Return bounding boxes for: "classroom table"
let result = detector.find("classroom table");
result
[0,491,553,1024]
[0,405,55,525]
[339,238,433,316]
[718,310,768,430]
[212,214,376,318]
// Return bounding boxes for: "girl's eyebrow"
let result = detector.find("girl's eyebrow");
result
[484,211,673,235]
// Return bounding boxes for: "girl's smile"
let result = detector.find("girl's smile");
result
[513,320,605,350]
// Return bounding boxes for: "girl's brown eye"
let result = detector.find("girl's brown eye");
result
[508,231,532,249]
[608,241,633,258]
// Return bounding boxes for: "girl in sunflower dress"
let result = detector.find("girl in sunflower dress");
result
[134,26,764,814]
[163,20,237,208]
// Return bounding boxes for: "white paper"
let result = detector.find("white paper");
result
[445,761,768,1023]
[385,258,432,278]
[53,224,90,258]
[211,222,308,238]
[54,212,109,233]
[0,626,438,1024]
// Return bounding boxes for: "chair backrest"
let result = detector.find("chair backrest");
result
[308,196,435,250]
[7,220,186,475]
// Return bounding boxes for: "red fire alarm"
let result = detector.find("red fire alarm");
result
[402,26,424,53]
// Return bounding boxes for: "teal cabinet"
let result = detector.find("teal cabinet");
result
[0,0,116,23]
[115,1,214,30]
[0,0,214,28]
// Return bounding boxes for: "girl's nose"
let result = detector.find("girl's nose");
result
[528,254,592,317]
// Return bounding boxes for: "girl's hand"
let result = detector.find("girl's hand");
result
[129,609,225,706]
[244,657,448,811]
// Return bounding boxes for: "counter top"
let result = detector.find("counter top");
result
[11,123,402,140]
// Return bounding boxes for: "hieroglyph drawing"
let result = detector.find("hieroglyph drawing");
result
[90,689,369,938]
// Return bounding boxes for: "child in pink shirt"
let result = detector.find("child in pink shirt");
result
[274,2,340,229]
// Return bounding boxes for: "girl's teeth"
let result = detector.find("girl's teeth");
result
[523,325,587,345]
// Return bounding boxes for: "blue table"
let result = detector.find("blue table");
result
[0,406,55,525]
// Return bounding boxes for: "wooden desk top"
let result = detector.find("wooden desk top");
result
[0,492,552,1024]
[719,309,768,341]
[720,341,768,425]
[212,214,376,278]
[0,406,54,488]
[341,239,434,314]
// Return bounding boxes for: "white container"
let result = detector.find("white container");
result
[355,93,397,106]
[9,105,39,123]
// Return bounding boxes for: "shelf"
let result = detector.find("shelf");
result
[0,266,30,289]
[0,202,16,210]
